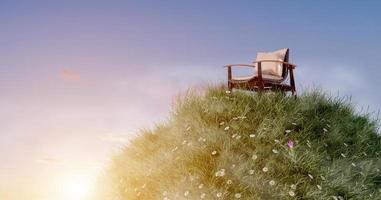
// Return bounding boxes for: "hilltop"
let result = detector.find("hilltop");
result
[93,86,381,200]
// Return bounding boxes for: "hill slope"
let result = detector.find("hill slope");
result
[94,87,381,200]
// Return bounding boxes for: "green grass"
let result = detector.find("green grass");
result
[93,86,381,200]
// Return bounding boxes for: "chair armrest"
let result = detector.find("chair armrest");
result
[252,60,296,69]
[224,64,257,81]
[223,64,257,68]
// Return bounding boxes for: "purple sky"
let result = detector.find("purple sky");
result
[1,1,380,199]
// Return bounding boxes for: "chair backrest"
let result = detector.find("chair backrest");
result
[255,48,289,78]
[282,49,289,78]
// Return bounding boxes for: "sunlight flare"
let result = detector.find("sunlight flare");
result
[62,173,92,200]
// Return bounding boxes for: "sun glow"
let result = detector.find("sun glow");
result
[61,174,92,200]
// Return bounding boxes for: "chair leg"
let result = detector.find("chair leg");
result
[291,90,297,98]
[227,66,233,92]
[257,62,265,94]
[289,68,296,97]
[228,82,233,92]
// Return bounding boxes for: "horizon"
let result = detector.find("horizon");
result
[1,1,381,199]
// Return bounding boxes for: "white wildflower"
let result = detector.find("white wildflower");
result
[234,193,242,198]
[235,135,241,140]
[215,169,226,177]
[198,183,204,189]
[262,167,268,172]
[285,130,291,134]
[351,162,356,167]
[323,128,328,132]
[340,153,346,158]
[308,174,314,179]
[211,150,218,155]
[249,169,255,175]
[317,185,322,190]
[289,191,295,197]
[320,175,326,181]
[249,134,256,138]
[272,149,279,154]
[224,126,230,131]
[226,179,233,185]
[225,90,231,94]
[290,184,297,190]
[216,192,223,197]
[219,121,225,126]
[230,164,236,169]
[274,139,280,143]
[269,180,275,186]
[252,154,258,160]
[171,146,178,152]
[232,133,237,138]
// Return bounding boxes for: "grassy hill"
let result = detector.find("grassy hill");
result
[93,86,381,200]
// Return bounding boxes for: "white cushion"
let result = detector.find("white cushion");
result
[231,74,283,82]
[261,74,283,81]
[255,48,288,77]
[231,75,255,81]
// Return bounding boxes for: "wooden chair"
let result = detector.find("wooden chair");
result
[224,48,297,96]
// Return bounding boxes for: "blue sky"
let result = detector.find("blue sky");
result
[1,1,381,199]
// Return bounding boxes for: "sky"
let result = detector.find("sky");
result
[1,0,381,199]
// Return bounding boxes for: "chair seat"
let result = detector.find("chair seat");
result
[231,74,283,82]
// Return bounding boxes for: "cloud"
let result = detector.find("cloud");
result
[99,134,130,143]
[60,69,80,81]
[35,158,64,165]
